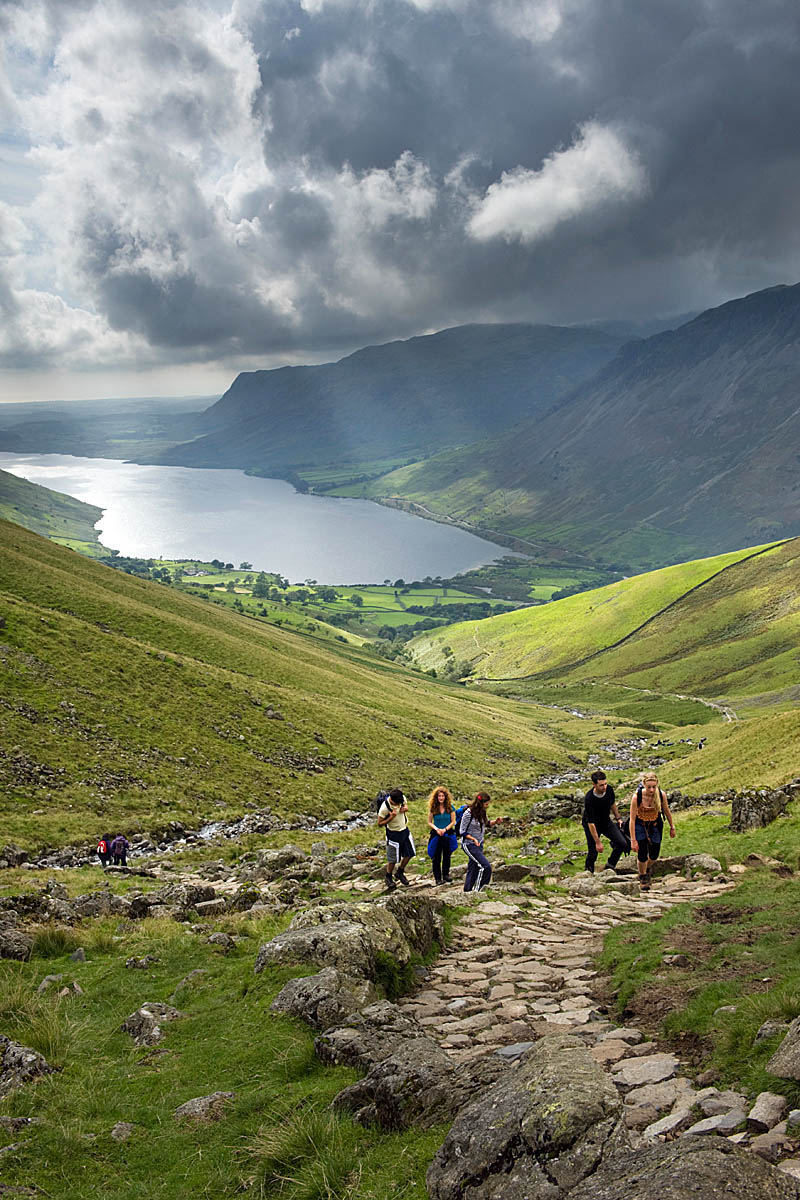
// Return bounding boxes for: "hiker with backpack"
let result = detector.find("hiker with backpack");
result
[628,772,676,891]
[459,792,500,893]
[426,785,457,885]
[109,833,130,867]
[96,836,112,869]
[377,788,415,890]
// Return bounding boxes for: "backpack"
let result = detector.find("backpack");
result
[97,840,107,854]
[454,804,468,834]
[374,789,390,814]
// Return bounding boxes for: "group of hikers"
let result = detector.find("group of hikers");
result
[377,769,675,893]
[95,834,130,868]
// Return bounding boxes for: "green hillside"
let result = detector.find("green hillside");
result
[0,467,105,555]
[408,538,800,790]
[0,519,619,851]
[408,543,772,680]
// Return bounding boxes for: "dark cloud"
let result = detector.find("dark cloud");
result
[3,0,800,372]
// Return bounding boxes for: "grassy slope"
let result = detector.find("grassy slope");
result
[0,519,624,850]
[0,912,446,1200]
[0,468,105,555]
[408,538,800,792]
[408,544,769,679]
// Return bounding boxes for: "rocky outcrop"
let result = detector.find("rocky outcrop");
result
[730,785,798,833]
[271,967,377,1029]
[566,1135,800,1199]
[255,893,445,979]
[0,1036,55,1099]
[768,1017,800,1081]
[426,1035,625,1200]
[316,1000,505,1130]
[254,919,376,978]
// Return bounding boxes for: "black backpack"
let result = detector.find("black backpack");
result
[374,789,391,814]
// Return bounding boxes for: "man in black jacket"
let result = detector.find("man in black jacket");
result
[581,770,629,873]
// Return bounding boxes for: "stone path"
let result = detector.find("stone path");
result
[399,875,732,1072]
[388,872,800,1155]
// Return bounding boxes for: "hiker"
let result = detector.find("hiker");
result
[460,792,500,893]
[96,836,112,869]
[581,769,629,873]
[377,788,415,890]
[109,833,130,867]
[628,772,676,891]
[427,785,456,885]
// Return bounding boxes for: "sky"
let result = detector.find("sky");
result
[2,0,800,402]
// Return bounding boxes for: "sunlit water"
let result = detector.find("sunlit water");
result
[0,452,501,583]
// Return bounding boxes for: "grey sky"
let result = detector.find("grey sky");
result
[1,0,800,399]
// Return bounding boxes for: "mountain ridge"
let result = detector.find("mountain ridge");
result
[369,281,800,568]
[154,322,625,471]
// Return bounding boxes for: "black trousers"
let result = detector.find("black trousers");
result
[583,818,629,873]
[430,836,452,882]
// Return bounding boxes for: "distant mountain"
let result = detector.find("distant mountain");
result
[374,284,800,568]
[0,396,210,460]
[156,323,624,471]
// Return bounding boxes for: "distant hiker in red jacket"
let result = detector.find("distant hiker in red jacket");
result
[96,836,112,869]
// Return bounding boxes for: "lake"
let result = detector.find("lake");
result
[0,453,501,583]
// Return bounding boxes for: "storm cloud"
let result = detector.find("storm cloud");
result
[2,0,800,379]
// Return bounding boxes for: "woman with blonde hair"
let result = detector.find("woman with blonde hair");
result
[628,772,675,891]
[426,785,456,885]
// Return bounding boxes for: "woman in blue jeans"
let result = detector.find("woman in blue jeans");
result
[459,792,500,892]
[629,772,676,891]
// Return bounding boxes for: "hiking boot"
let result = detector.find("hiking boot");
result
[639,874,650,891]
[395,869,411,886]
[442,875,452,884]
[384,873,397,891]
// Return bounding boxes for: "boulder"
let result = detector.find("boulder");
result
[173,1091,234,1122]
[121,1002,185,1046]
[491,864,531,883]
[0,915,32,961]
[0,1036,55,1099]
[253,845,309,878]
[316,1001,505,1131]
[72,891,132,919]
[290,902,410,964]
[749,1092,788,1133]
[254,920,375,978]
[527,796,582,823]
[426,1035,625,1200]
[195,899,228,917]
[0,844,29,868]
[730,789,791,832]
[271,967,376,1030]
[650,854,721,878]
[768,1017,800,1081]
[381,891,445,958]
[610,1053,679,1091]
[685,1108,747,1135]
[567,1135,800,1199]
[110,1121,136,1142]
